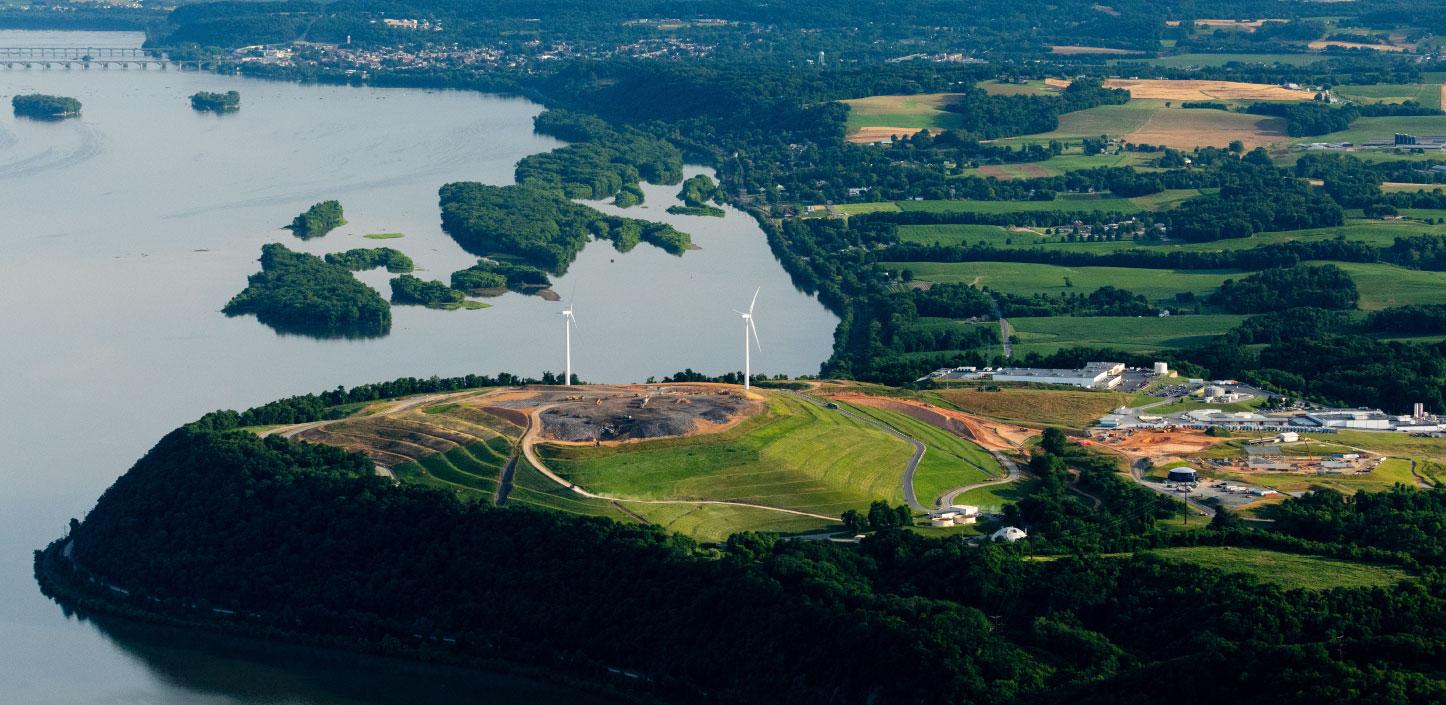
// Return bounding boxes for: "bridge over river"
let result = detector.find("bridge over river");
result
[0,46,208,70]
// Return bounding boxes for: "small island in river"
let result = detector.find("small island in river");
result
[224,243,391,337]
[190,90,241,113]
[12,94,82,120]
[325,247,414,273]
[287,200,346,239]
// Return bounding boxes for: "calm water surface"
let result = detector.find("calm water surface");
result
[0,30,836,704]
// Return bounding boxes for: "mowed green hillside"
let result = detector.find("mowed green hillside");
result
[837,401,1005,509]
[537,394,915,538]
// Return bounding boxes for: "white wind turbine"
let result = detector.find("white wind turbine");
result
[560,296,577,386]
[734,287,762,391]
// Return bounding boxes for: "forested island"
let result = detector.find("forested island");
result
[324,247,414,273]
[668,174,725,217]
[287,201,346,240]
[439,183,690,273]
[450,259,552,296]
[223,243,390,336]
[12,94,81,120]
[190,90,240,113]
[389,274,483,310]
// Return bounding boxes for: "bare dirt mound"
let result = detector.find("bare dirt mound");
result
[534,385,762,443]
[827,393,1037,451]
[1093,428,1227,463]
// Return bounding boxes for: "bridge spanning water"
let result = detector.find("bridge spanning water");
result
[1,45,147,58]
[0,47,209,70]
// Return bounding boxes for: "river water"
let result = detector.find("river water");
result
[0,30,837,704]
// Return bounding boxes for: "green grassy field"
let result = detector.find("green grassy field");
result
[536,394,913,537]
[1144,546,1411,590]
[959,151,1158,180]
[1007,314,1248,356]
[1333,84,1441,109]
[1295,114,1446,146]
[891,260,1239,300]
[897,217,1446,252]
[897,224,1019,246]
[841,189,1203,216]
[994,101,1161,144]
[1319,262,1446,310]
[891,259,1440,312]
[364,232,404,239]
[837,402,1006,507]
[977,79,1056,96]
[842,93,965,133]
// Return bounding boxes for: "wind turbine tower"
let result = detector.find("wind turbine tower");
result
[734,287,762,391]
[561,302,576,386]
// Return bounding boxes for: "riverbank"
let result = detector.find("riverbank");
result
[32,540,657,705]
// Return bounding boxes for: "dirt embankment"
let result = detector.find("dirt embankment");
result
[826,393,1037,451]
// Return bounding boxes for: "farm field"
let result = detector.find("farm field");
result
[1295,115,1446,146]
[1317,262,1446,310]
[1144,547,1412,590]
[838,189,1202,216]
[1007,314,1248,356]
[888,260,1239,300]
[1142,53,1327,68]
[1333,83,1442,109]
[928,387,1130,428]
[536,394,913,534]
[842,93,964,142]
[965,150,1159,179]
[977,79,1057,96]
[897,216,1446,252]
[1094,78,1314,102]
[889,258,1439,311]
[1124,106,1288,150]
[1049,45,1144,56]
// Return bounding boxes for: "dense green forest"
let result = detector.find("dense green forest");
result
[12,94,81,119]
[324,247,414,273]
[189,90,241,113]
[438,182,689,273]
[287,200,346,239]
[41,413,1445,705]
[223,243,391,337]
[388,274,468,309]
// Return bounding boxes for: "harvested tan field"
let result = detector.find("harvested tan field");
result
[827,392,1038,451]
[847,126,925,143]
[1125,107,1289,149]
[1049,45,1143,55]
[1099,78,1313,101]
[1309,39,1407,52]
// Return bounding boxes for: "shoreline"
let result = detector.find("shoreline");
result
[32,540,669,705]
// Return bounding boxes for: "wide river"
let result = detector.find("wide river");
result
[0,30,837,704]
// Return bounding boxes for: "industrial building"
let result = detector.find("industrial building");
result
[990,361,1125,388]
[1166,467,1198,483]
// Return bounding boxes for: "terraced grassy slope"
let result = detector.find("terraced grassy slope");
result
[538,394,914,528]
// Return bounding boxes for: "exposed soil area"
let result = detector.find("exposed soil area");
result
[532,384,761,443]
[826,392,1037,451]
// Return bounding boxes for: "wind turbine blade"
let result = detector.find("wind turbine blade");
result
[748,286,760,315]
[749,318,762,351]
[732,309,746,317]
